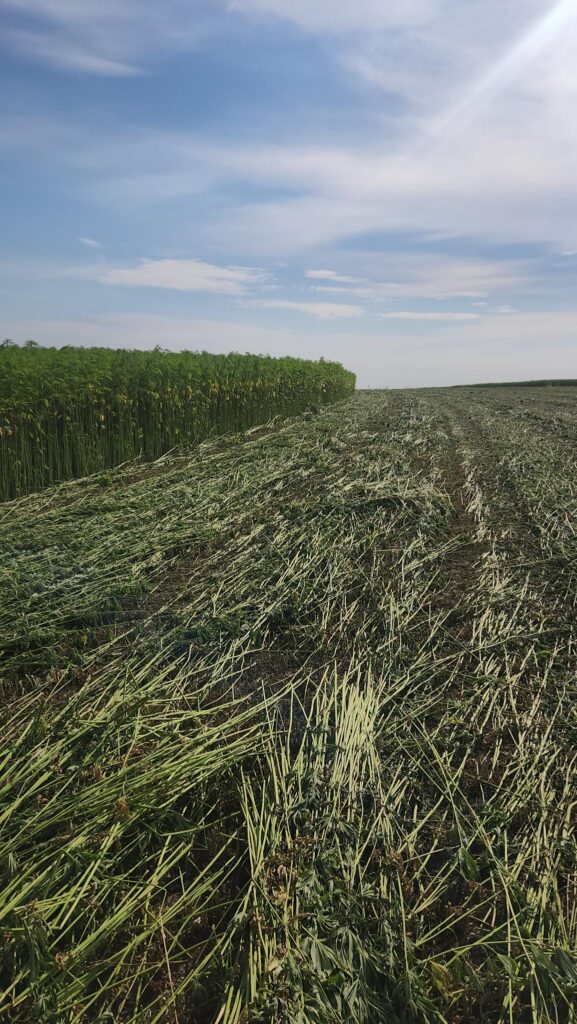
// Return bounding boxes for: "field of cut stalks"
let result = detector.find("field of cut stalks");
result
[1,386,576,1023]
[0,345,355,500]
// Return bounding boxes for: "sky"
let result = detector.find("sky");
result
[1,0,577,386]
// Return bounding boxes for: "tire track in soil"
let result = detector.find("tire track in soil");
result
[416,395,489,659]
[439,394,577,641]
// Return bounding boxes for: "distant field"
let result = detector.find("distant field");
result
[454,378,577,388]
[0,345,355,500]
[1,387,576,1023]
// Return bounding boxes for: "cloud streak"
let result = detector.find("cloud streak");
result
[67,120,577,256]
[79,236,103,249]
[308,256,527,300]
[379,311,480,321]
[246,299,363,319]
[5,28,139,75]
[305,269,361,283]
[0,0,208,74]
[101,259,269,295]
[231,0,435,33]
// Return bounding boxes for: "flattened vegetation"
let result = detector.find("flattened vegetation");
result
[1,388,576,1023]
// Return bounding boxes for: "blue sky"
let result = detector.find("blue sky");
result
[1,0,577,386]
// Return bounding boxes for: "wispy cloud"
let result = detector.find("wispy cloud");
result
[308,256,527,300]
[425,0,577,140]
[79,236,103,249]
[305,269,360,283]
[379,311,480,321]
[246,299,363,319]
[231,0,434,33]
[23,110,577,256]
[101,258,269,295]
[5,29,139,75]
[0,0,208,74]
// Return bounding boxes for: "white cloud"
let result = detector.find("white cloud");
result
[101,258,269,295]
[230,0,435,33]
[201,131,577,254]
[246,299,363,319]
[305,269,360,283]
[77,120,570,256]
[309,256,526,300]
[21,91,577,254]
[4,252,527,312]
[0,0,208,74]
[5,1,577,258]
[79,236,103,249]
[379,311,480,321]
[5,28,139,74]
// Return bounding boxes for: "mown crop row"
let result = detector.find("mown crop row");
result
[0,345,355,500]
